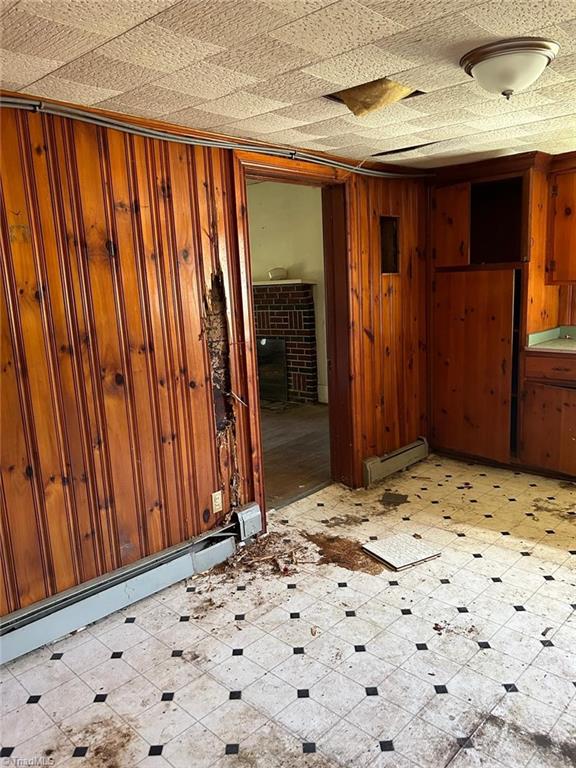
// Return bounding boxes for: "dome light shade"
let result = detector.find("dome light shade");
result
[460,38,559,99]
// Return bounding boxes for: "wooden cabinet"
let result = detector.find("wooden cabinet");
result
[520,382,576,476]
[525,352,576,382]
[431,269,515,463]
[548,171,576,283]
[431,183,469,267]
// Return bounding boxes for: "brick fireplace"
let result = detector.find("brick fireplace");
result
[253,281,317,403]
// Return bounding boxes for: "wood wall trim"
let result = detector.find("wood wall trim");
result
[433,151,551,184]
[549,151,576,174]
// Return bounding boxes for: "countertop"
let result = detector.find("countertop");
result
[526,326,576,355]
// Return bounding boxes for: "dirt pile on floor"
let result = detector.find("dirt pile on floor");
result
[303,532,385,574]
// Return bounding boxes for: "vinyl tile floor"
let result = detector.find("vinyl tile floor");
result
[2,456,575,768]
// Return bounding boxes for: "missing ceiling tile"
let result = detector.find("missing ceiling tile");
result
[371,141,438,157]
[325,77,423,117]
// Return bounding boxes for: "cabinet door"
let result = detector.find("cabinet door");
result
[521,382,576,476]
[432,183,470,267]
[550,171,576,282]
[431,270,514,463]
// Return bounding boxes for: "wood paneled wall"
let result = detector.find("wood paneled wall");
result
[525,168,560,334]
[0,109,255,615]
[347,176,427,483]
[0,107,429,615]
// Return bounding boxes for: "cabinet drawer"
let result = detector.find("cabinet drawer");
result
[525,354,576,382]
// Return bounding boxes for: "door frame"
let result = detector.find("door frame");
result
[231,150,356,517]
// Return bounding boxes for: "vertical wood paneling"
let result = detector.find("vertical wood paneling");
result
[431,270,515,463]
[525,168,560,334]
[347,175,427,483]
[0,109,256,614]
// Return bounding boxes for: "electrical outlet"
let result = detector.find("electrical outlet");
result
[212,490,223,515]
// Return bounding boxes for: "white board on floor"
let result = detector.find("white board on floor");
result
[363,534,440,571]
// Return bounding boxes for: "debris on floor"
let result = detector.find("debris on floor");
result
[2,455,575,768]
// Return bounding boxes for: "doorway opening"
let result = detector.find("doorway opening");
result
[246,179,331,509]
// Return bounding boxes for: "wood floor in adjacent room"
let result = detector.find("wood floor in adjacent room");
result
[260,402,330,510]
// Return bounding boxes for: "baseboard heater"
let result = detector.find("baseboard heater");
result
[363,438,429,487]
[0,503,262,664]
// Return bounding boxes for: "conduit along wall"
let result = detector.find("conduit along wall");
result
[0,108,256,616]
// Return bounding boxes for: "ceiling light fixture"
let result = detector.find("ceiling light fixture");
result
[460,37,559,99]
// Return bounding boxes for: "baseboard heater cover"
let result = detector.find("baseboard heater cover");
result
[0,503,262,664]
[363,437,429,487]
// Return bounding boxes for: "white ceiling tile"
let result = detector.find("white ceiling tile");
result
[194,90,289,119]
[0,48,60,86]
[0,0,20,15]
[406,109,480,129]
[154,0,293,46]
[159,106,235,130]
[247,70,339,102]
[261,127,327,145]
[297,116,363,136]
[531,80,576,100]
[56,53,162,91]
[352,121,425,139]
[463,91,555,116]
[1,6,109,61]
[402,82,497,113]
[97,21,223,74]
[269,0,404,57]
[95,85,201,117]
[303,44,416,87]
[534,25,576,56]
[465,109,544,131]
[413,123,480,141]
[314,132,376,147]
[520,114,576,135]
[154,62,260,101]
[212,112,307,134]
[259,0,336,17]
[389,63,471,92]
[21,76,121,105]
[360,0,481,26]
[464,1,576,36]
[207,35,321,79]
[374,13,497,67]
[19,0,179,36]
[550,53,576,79]
[274,98,351,122]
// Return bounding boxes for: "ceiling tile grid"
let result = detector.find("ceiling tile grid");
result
[1,0,575,167]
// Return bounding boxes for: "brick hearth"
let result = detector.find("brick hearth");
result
[253,282,317,403]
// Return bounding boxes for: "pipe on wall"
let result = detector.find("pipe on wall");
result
[0,95,431,180]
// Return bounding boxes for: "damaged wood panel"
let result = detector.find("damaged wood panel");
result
[0,109,255,614]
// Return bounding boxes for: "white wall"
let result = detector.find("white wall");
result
[246,181,328,403]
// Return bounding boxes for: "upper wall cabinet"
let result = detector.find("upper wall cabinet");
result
[431,182,470,267]
[432,177,525,268]
[548,170,576,283]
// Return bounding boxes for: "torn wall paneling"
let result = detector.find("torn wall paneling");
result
[0,109,255,615]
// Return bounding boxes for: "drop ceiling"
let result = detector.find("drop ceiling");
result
[1,0,575,167]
